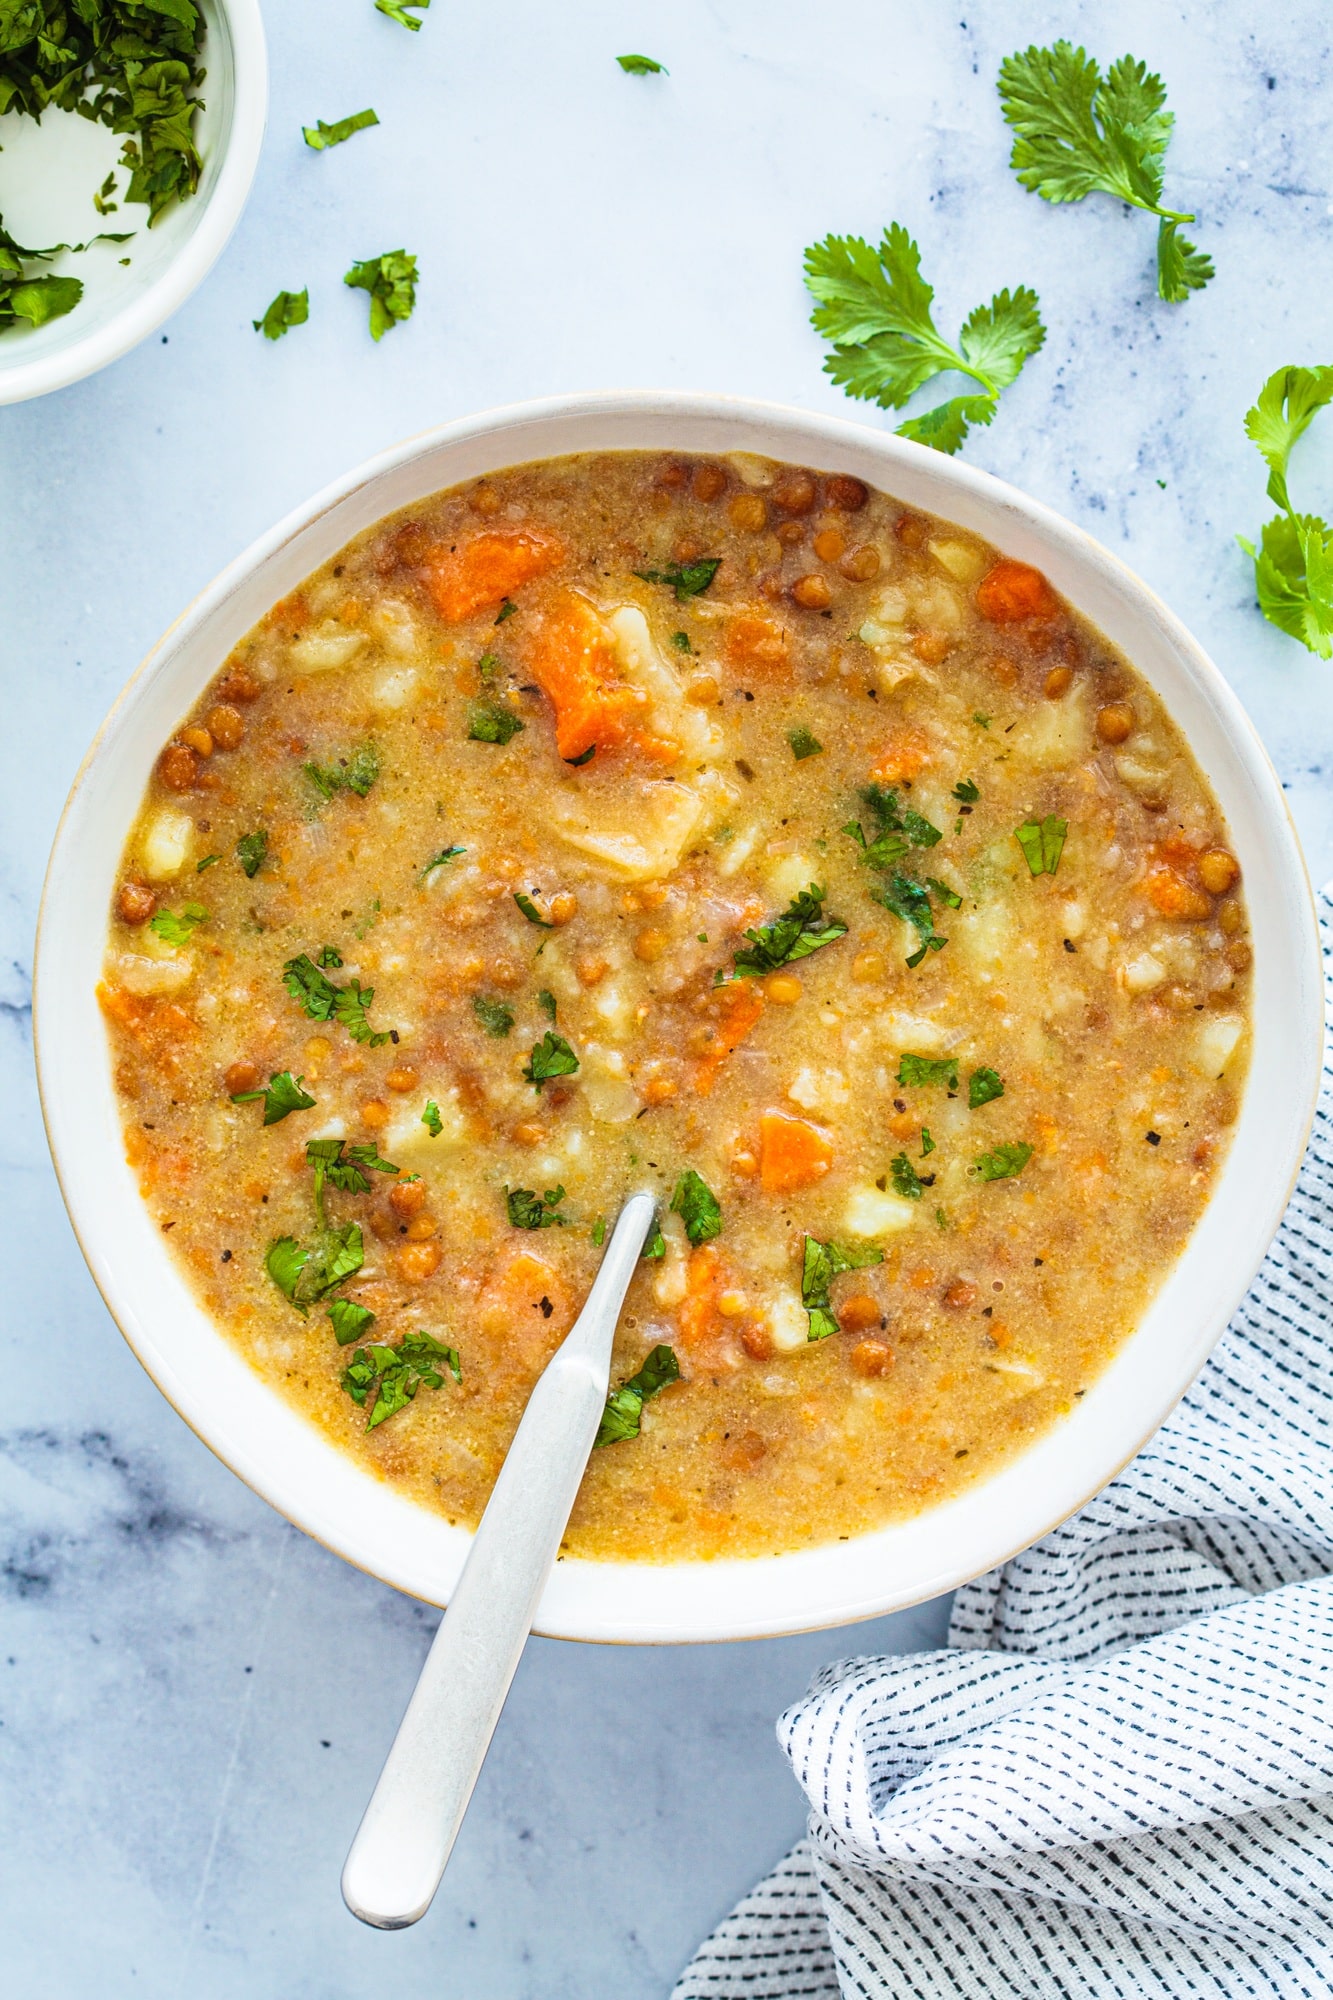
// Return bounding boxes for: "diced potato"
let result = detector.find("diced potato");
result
[905,577,963,630]
[726,452,776,488]
[929,538,988,586]
[787,1067,849,1113]
[111,950,193,997]
[607,605,717,762]
[1012,690,1091,771]
[580,1043,639,1122]
[991,1356,1045,1387]
[371,598,421,657]
[1059,902,1087,939]
[140,807,195,881]
[653,1235,690,1306]
[287,627,368,675]
[766,852,818,903]
[765,1290,808,1351]
[1193,1016,1243,1078]
[549,779,705,881]
[371,667,418,712]
[590,978,635,1038]
[1122,952,1166,994]
[382,1087,468,1159]
[717,824,761,876]
[879,1010,955,1052]
[1115,746,1175,808]
[952,899,1017,972]
[843,1184,918,1236]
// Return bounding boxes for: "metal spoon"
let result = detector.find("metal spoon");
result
[341,1190,657,1929]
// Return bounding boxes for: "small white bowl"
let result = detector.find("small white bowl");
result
[0,0,266,406]
[35,393,1324,1643]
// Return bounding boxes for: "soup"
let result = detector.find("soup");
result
[101,451,1250,1562]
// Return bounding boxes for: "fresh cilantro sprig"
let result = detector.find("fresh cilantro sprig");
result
[843,784,942,869]
[282,953,392,1046]
[975,1142,1034,1182]
[375,0,430,31]
[523,1031,580,1091]
[874,875,958,968]
[801,1236,883,1341]
[1238,366,1333,658]
[670,1170,722,1246]
[421,1100,443,1137]
[305,744,380,800]
[303,109,379,150]
[344,250,418,340]
[342,1330,460,1431]
[230,1070,316,1126]
[897,1053,958,1090]
[148,902,207,947]
[236,830,268,877]
[633,558,721,601]
[506,1184,568,1229]
[724,885,847,981]
[890,1154,925,1201]
[803,223,1044,454]
[254,290,308,340]
[595,1345,679,1446]
[969,1067,1005,1109]
[997,42,1212,303]
[306,1137,398,1199]
[617,53,666,75]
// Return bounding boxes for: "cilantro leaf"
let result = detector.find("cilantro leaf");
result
[873,874,950,966]
[495,598,517,624]
[318,945,344,969]
[421,1100,443,1137]
[375,0,429,24]
[344,249,418,339]
[472,994,515,1038]
[975,1142,1034,1182]
[253,289,308,340]
[469,701,525,744]
[803,223,1044,453]
[148,902,207,946]
[633,558,722,601]
[801,1235,883,1340]
[266,1221,364,1313]
[953,778,981,803]
[196,854,221,872]
[595,1344,679,1446]
[307,1138,398,1199]
[342,1329,459,1431]
[537,988,558,1021]
[236,830,268,877]
[844,786,941,865]
[506,1184,568,1229]
[890,1154,924,1200]
[727,884,847,978]
[332,980,391,1047]
[897,1053,958,1090]
[641,1214,666,1261]
[616,53,666,74]
[421,844,466,880]
[282,954,390,1045]
[513,892,553,927]
[921,1128,935,1157]
[1244,366,1333,513]
[591,1216,607,1246]
[303,109,379,150]
[230,1070,316,1125]
[327,1299,376,1346]
[788,726,824,761]
[306,744,380,799]
[1014,816,1068,876]
[997,42,1209,303]
[265,1237,308,1306]
[670,1169,722,1246]
[968,1066,1005,1109]
[522,1031,579,1091]
[1238,367,1333,657]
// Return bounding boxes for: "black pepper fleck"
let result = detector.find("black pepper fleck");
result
[1146,1130,1161,1145]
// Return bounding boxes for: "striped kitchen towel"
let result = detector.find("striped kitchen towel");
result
[672,892,1333,2000]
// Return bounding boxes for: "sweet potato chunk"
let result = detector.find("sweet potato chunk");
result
[759,1110,834,1193]
[524,589,645,760]
[1142,869,1212,922]
[425,530,563,623]
[693,985,764,1096]
[976,559,1058,624]
[726,614,789,675]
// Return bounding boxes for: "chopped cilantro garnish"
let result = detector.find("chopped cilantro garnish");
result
[921,1127,935,1156]
[495,597,517,624]
[1014,815,1068,876]
[303,108,379,150]
[974,1141,1034,1182]
[327,1299,376,1346]
[953,777,980,803]
[997,42,1212,303]
[317,945,343,969]
[788,726,824,761]
[671,630,692,652]
[342,1330,460,1431]
[873,874,949,967]
[421,844,465,880]
[196,853,221,871]
[236,830,268,878]
[148,902,207,947]
[472,993,515,1038]
[537,988,558,1021]
[968,1066,1005,1109]
[265,1223,363,1314]
[670,1170,722,1246]
[522,1031,579,1091]
[803,223,1044,453]
[506,1184,568,1229]
[926,876,963,909]
[641,1214,666,1260]
[306,1137,398,1199]
[344,249,418,339]
[897,1053,958,1090]
[973,712,991,728]
[476,650,500,683]
[591,1216,607,1246]
[253,289,308,340]
[469,701,525,745]
[513,892,553,927]
[281,953,391,1046]
[306,743,380,800]
[421,1100,443,1137]
[633,558,722,601]
[844,785,941,867]
[890,1153,925,1200]
[230,1070,316,1126]
[595,1345,679,1447]
[801,1235,883,1340]
[1238,366,1333,658]
[375,0,429,25]
[616,53,667,74]
[726,884,847,980]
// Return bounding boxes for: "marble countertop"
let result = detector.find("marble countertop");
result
[4,3,1332,1993]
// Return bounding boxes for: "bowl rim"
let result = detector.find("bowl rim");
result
[0,0,268,407]
[35,390,1325,1643]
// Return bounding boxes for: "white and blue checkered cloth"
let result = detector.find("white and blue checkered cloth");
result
[674,892,1333,1999]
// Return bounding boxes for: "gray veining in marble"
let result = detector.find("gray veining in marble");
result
[3,2,1332,1994]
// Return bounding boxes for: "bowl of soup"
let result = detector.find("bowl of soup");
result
[34,393,1323,1641]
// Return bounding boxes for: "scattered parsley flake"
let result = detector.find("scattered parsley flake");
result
[633,558,721,601]
[196,853,221,872]
[788,726,824,761]
[327,1299,376,1346]
[494,597,517,624]
[253,289,308,340]
[671,631,692,652]
[897,1053,959,1090]
[968,1066,1005,1109]
[342,1330,459,1431]
[421,844,466,880]
[537,988,558,1021]
[473,993,516,1038]
[303,108,379,150]
[616,53,666,75]
[641,1214,666,1261]
[921,1127,936,1156]
[514,892,553,927]
[469,701,525,745]
[230,1070,316,1126]
[890,1153,925,1200]
[281,954,391,1046]
[522,1031,579,1092]
[974,1141,1034,1182]
[595,1345,679,1446]
[421,1100,443,1137]
[727,884,847,979]
[973,712,991,728]
[506,1184,568,1229]
[148,902,206,946]
[670,1170,722,1246]
[591,1216,607,1247]
[236,830,268,878]
[306,744,380,800]
[953,777,981,803]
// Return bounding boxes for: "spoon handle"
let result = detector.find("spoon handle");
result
[340,1190,656,1929]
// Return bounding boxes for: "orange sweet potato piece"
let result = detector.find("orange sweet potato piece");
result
[726,614,789,674]
[1142,869,1212,922]
[425,529,563,623]
[692,984,764,1096]
[477,1251,571,1338]
[871,727,932,783]
[677,1243,726,1348]
[523,588,645,760]
[759,1111,834,1193]
[975,559,1058,624]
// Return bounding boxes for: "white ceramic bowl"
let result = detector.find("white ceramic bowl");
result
[35,393,1324,1642]
[0,0,266,406]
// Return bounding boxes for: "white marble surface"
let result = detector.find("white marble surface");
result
[4,2,1333,1993]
